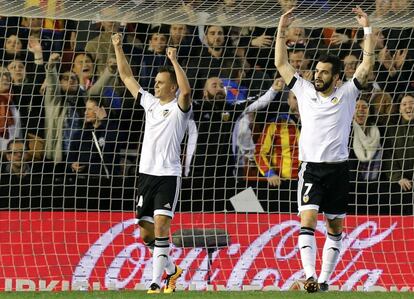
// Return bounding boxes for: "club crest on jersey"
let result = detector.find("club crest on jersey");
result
[303,195,310,203]
[330,97,340,105]
[222,112,230,122]
[162,109,170,117]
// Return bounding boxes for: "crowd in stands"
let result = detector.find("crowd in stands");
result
[0,0,413,214]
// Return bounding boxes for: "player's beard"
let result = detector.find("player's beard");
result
[207,90,226,101]
[314,77,333,92]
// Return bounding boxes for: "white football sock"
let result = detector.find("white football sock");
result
[318,232,342,283]
[298,227,317,280]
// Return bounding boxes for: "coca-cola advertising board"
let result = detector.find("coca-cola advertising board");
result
[0,211,413,291]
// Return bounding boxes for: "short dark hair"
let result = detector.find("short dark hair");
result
[73,52,95,63]
[397,92,414,104]
[204,25,225,35]
[86,96,107,108]
[318,54,342,76]
[158,66,177,86]
[149,25,169,38]
[6,138,28,152]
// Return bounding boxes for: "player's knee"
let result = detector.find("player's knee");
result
[154,215,171,236]
[300,210,318,228]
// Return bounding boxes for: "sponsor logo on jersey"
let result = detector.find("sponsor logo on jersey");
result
[164,203,171,209]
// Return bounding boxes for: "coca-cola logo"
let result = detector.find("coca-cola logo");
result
[72,216,397,291]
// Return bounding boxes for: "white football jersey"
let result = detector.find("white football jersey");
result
[289,73,361,163]
[138,88,191,176]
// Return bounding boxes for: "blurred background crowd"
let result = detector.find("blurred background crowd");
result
[0,0,413,215]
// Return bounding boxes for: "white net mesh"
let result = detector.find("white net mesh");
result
[1,0,414,27]
[0,0,413,292]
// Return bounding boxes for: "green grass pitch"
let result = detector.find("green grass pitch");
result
[0,291,412,299]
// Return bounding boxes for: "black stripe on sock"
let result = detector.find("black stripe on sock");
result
[299,226,315,236]
[327,232,342,241]
[155,237,170,248]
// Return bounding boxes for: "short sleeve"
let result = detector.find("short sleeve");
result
[139,88,157,111]
[289,73,314,100]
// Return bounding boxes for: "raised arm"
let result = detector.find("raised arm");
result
[111,33,140,99]
[353,6,375,87]
[166,47,191,111]
[244,77,285,113]
[274,8,296,85]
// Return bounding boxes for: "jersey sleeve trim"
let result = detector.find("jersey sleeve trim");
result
[353,77,363,90]
[178,103,192,113]
[287,76,298,89]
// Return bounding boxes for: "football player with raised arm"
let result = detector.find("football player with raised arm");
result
[112,33,191,294]
[274,6,374,292]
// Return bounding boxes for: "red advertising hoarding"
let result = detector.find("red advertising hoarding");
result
[0,211,413,291]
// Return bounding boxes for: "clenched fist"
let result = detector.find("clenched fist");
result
[48,53,60,67]
[111,33,122,47]
[166,47,177,62]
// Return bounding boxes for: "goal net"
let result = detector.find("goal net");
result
[0,0,413,292]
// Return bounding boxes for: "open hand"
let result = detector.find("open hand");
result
[251,34,273,47]
[278,7,295,30]
[398,178,412,191]
[28,35,42,54]
[352,6,369,27]
[267,175,282,187]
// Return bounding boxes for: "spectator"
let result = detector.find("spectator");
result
[71,52,120,108]
[255,90,300,187]
[369,91,396,134]
[16,15,63,62]
[44,52,118,164]
[68,97,122,177]
[288,46,313,81]
[182,76,283,211]
[342,53,359,82]
[168,24,198,63]
[382,93,414,215]
[220,57,248,104]
[349,98,383,182]
[1,139,31,177]
[384,94,414,191]
[6,58,45,138]
[377,46,412,93]
[85,19,120,75]
[238,26,276,76]
[44,53,84,164]
[71,52,95,90]
[0,67,21,151]
[375,0,412,18]
[185,25,235,99]
[139,26,169,92]
[3,35,24,60]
